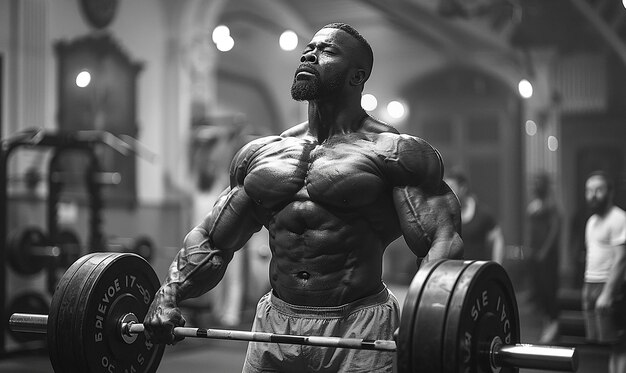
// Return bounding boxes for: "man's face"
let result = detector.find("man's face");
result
[585,175,610,215]
[291,28,357,101]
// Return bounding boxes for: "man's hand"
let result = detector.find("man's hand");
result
[143,288,186,345]
[595,291,613,313]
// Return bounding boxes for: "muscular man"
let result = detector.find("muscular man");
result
[144,23,463,373]
[582,171,626,373]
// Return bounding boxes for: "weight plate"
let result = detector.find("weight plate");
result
[8,227,48,275]
[48,252,95,372]
[442,261,520,373]
[397,259,445,373]
[411,260,473,373]
[48,253,165,373]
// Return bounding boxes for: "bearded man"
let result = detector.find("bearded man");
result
[582,171,626,373]
[144,23,463,373]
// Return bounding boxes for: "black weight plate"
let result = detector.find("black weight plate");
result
[8,227,48,275]
[397,259,446,373]
[48,252,96,372]
[411,260,473,373]
[442,261,520,373]
[48,252,165,373]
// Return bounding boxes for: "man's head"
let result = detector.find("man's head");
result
[585,171,614,215]
[445,169,470,202]
[291,23,373,101]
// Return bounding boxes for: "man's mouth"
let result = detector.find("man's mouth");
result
[295,66,317,80]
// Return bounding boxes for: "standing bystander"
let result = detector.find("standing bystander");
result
[582,171,626,373]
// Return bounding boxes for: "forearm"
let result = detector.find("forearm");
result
[394,185,463,262]
[159,227,234,303]
[423,232,463,262]
[157,185,261,304]
[602,246,626,297]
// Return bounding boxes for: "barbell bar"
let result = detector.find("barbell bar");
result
[9,311,576,371]
[8,252,578,373]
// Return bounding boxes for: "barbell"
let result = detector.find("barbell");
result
[8,252,579,373]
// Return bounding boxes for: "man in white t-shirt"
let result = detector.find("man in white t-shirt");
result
[582,171,626,373]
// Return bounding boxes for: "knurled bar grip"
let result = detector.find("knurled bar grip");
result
[125,322,397,351]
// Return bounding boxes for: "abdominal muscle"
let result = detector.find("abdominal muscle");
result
[265,199,386,307]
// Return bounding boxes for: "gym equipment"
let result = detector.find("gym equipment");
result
[7,227,82,275]
[6,291,49,343]
[9,253,578,373]
[105,235,154,263]
[0,128,155,356]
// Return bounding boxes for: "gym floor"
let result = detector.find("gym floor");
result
[0,284,610,373]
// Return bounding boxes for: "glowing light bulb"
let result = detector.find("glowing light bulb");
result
[387,101,405,119]
[279,30,298,51]
[76,70,91,88]
[361,94,378,111]
[518,79,533,99]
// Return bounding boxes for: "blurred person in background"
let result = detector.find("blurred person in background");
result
[524,171,561,343]
[582,171,626,373]
[445,169,505,264]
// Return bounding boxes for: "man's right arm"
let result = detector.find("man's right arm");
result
[143,139,273,343]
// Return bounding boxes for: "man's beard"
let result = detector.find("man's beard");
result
[587,196,610,215]
[291,69,345,101]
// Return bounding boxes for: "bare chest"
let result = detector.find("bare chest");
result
[243,138,387,209]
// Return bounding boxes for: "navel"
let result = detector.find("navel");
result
[297,271,310,280]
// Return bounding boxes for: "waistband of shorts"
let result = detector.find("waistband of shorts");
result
[269,287,391,318]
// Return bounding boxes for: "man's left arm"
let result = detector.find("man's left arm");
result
[597,242,626,310]
[393,181,464,264]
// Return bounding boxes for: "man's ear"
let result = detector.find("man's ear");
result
[350,69,368,86]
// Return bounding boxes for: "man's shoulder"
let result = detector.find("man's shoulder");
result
[280,122,309,137]
[372,133,443,189]
[361,116,399,135]
[609,206,626,223]
[231,135,283,166]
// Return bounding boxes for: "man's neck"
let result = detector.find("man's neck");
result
[594,203,614,218]
[307,96,367,143]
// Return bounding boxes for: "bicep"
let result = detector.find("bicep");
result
[192,185,263,253]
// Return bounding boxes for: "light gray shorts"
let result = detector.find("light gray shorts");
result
[242,287,399,373]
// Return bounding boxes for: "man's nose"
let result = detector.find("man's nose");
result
[300,52,317,63]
